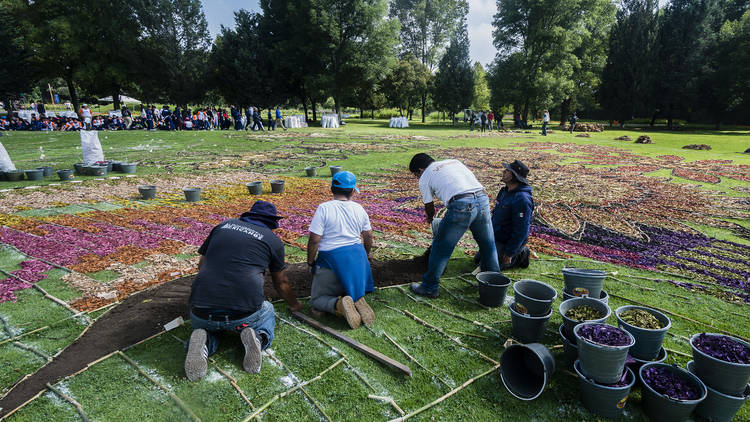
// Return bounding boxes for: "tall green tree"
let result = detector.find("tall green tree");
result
[432,22,474,124]
[134,0,211,107]
[0,1,38,113]
[598,0,659,125]
[382,56,431,118]
[389,0,469,122]
[472,62,490,111]
[653,0,723,128]
[491,0,585,121]
[309,0,399,121]
[558,0,615,123]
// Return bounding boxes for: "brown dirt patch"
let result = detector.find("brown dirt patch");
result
[0,258,425,416]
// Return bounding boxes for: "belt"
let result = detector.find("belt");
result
[449,190,485,203]
[191,307,257,322]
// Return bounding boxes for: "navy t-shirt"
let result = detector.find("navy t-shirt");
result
[189,219,286,312]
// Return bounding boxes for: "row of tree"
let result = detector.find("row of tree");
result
[1,0,747,126]
[491,0,750,128]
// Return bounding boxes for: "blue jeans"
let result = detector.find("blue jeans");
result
[189,301,275,356]
[422,194,500,292]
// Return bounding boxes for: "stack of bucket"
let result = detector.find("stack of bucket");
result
[615,305,671,374]
[573,322,637,419]
[686,333,750,422]
[558,296,611,368]
[509,279,557,343]
[561,268,608,304]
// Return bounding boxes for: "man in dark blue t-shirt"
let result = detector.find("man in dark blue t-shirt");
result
[185,200,301,381]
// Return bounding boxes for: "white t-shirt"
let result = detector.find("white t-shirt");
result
[543,112,550,122]
[309,200,372,251]
[419,159,484,204]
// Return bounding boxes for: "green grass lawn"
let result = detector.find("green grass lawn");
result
[0,120,748,421]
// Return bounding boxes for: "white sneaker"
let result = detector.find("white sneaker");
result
[185,329,208,381]
[241,328,262,374]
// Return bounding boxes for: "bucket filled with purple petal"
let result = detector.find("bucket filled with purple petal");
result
[690,333,750,396]
[639,362,707,421]
[574,322,635,384]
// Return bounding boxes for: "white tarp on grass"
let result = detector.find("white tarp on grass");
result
[80,130,104,165]
[0,142,16,171]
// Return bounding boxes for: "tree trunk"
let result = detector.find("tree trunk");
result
[650,110,658,127]
[667,103,673,130]
[66,77,79,114]
[113,90,121,110]
[421,93,426,123]
[360,105,364,118]
[522,102,529,125]
[371,108,374,119]
[301,97,308,121]
[3,97,14,114]
[312,101,317,122]
[560,98,571,126]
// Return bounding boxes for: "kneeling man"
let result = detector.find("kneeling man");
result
[491,160,534,269]
[185,201,301,381]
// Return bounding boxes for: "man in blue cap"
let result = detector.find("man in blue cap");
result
[185,200,302,381]
[307,171,375,329]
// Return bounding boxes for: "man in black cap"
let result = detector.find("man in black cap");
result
[484,160,534,270]
[185,200,302,381]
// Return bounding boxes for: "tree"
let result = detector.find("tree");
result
[209,10,278,108]
[491,0,585,121]
[652,0,723,128]
[309,0,399,121]
[382,56,431,118]
[472,62,490,110]
[598,0,659,125]
[134,0,211,107]
[0,2,38,113]
[389,0,469,122]
[432,23,474,124]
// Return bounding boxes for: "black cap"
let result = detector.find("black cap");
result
[240,200,284,221]
[502,160,530,185]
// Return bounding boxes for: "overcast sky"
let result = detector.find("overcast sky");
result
[201,0,498,68]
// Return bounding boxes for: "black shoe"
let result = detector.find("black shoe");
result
[519,247,530,269]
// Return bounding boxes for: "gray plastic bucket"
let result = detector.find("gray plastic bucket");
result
[639,363,707,422]
[562,268,607,299]
[559,324,578,367]
[111,161,122,172]
[513,279,557,316]
[5,170,24,181]
[574,322,635,384]
[500,343,555,400]
[559,297,611,339]
[119,163,137,174]
[137,185,156,200]
[563,288,609,305]
[690,333,750,396]
[85,165,107,176]
[35,166,53,177]
[24,169,44,181]
[270,179,285,194]
[73,163,85,175]
[183,188,201,202]
[305,166,317,177]
[476,272,511,307]
[627,347,667,381]
[687,360,749,422]
[329,165,342,176]
[509,301,552,344]
[615,305,671,360]
[246,181,263,195]
[56,169,74,181]
[101,161,113,172]
[574,360,635,419]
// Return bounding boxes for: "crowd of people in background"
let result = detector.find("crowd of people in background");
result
[468,110,502,132]
[0,102,288,132]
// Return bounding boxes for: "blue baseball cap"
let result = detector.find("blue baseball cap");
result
[331,171,360,193]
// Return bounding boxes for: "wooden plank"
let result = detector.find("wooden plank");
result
[292,311,411,377]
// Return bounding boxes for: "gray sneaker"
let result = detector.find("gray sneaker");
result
[241,327,262,374]
[185,329,208,381]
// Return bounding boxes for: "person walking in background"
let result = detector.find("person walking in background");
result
[252,107,265,131]
[267,109,275,131]
[480,111,487,132]
[487,110,494,131]
[245,106,253,131]
[121,104,133,129]
[542,109,550,136]
[275,106,287,131]
[569,112,577,133]
[79,104,92,130]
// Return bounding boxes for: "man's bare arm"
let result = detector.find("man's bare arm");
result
[271,270,302,311]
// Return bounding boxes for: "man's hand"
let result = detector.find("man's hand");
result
[502,255,512,265]
[289,301,303,312]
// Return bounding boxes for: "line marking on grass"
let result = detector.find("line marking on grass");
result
[378,330,452,389]
[45,382,90,422]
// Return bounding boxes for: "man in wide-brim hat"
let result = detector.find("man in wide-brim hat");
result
[185,200,301,381]
[480,159,534,270]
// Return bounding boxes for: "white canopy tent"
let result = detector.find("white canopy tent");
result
[97,95,142,104]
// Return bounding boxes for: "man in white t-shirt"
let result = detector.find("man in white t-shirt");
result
[307,171,375,329]
[542,110,550,136]
[408,153,500,298]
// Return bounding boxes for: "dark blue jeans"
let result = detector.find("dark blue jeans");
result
[422,194,500,292]
[188,301,275,356]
